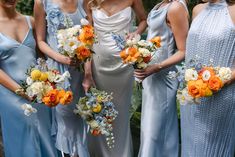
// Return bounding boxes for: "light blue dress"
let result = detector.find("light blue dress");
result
[138,1,187,157]
[41,0,90,156]
[180,1,235,157]
[0,16,58,157]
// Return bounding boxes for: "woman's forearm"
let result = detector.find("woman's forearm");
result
[135,20,147,35]
[0,69,21,93]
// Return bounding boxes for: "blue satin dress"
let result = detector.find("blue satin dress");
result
[41,0,89,156]
[0,16,58,157]
[180,1,235,156]
[138,1,188,157]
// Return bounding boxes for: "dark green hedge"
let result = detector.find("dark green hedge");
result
[17,0,199,15]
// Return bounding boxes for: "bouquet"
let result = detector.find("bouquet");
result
[74,88,118,148]
[57,18,96,68]
[168,57,232,105]
[20,58,73,116]
[112,33,161,89]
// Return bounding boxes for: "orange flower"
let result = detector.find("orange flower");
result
[58,90,73,105]
[78,25,95,46]
[42,89,60,107]
[187,79,210,98]
[208,76,223,91]
[120,47,140,63]
[92,129,101,136]
[76,46,92,61]
[150,36,161,48]
[198,67,215,80]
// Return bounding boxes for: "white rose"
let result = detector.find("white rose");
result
[177,88,194,105]
[138,48,151,57]
[80,18,89,26]
[218,67,232,82]
[26,77,33,85]
[185,69,198,81]
[21,103,37,116]
[202,70,211,81]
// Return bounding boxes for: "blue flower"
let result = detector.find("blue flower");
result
[46,6,65,33]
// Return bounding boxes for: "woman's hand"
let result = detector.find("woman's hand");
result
[126,32,139,40]
[55,54,79,66]
[134,64,161,81]
[15,89,34,102]
[82,74,96,93]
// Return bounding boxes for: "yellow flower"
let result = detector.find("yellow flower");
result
[39,72,48,82]
[97,95,103,103]
[92,103,102,113]
[31,69,42,81]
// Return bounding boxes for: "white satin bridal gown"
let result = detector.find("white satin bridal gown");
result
[88,7,134,157]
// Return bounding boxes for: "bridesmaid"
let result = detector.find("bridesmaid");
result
[180,0,235,156]
[134,0,189,156]
[34,0,90,157]
[0,0,59,157]
[83,0,147,156]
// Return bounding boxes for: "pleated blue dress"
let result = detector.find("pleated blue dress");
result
[0,16,59,157]
[41,0,90,156]
[180,1,235,157]
[138,1,188,157]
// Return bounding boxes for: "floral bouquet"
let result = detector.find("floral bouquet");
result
[57,18,95,68]
[20,58,73,116]
[168,57,232,105]
[112,33,161,89]
[74,88,118,148]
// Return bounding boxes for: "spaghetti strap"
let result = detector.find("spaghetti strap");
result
[177,0,189,13]
[25,16,32,29]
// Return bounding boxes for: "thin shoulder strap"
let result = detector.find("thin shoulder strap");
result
[25,16,32,29]
[177,0,189,13]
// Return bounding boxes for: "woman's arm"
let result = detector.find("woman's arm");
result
[0,69,31,101]
[83,0,93,24]
[127,0,147,39]
[34,0,73,65]
[134,1,189,80]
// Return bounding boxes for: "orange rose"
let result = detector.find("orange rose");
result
[187,79,209,98]
[78,25,95,46]
[59,90,73,105]
[150,36,161,48]
[120,50,128,60]
[42,89,60,107]
[76,46,92,61]
[92,129,101,136]
[208,76,223,91]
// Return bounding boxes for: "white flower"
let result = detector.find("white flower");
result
[26,77,33,85]
[138,48,151,57]
[47,71,56,82]
[80,18,89,26]
[21,103,37,116]
[54,75,65,83]
[62,71,71,79]
[218,67,232,82]
[137,40,150,47]
[177,88,194,105]
[202,70,211,81]
[26,82,44,98]
[185,69,198,81]
[126,34,141,46]
[88,120,99,128]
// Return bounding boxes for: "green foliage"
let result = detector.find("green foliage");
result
[16,0,34,15]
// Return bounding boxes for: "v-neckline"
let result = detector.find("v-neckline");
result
[0,29,30,45]
[98,6,131,18]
